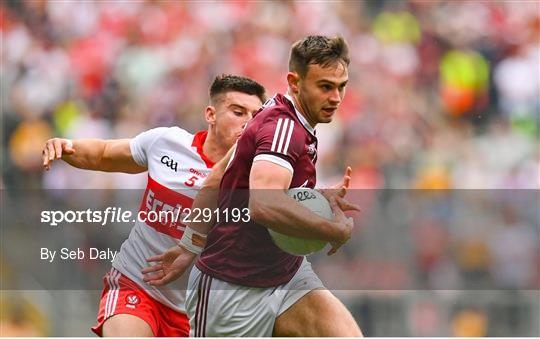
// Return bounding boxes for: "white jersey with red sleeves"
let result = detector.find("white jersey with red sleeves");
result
[112,127,214,313]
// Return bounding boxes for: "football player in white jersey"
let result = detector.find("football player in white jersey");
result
[41,75,265,337]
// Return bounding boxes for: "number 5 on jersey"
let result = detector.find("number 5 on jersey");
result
[184,176,199,187]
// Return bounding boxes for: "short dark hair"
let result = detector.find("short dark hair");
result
[289,35,350,78]
[209,74,266,104]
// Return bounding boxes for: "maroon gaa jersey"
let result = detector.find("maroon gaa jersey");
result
[196,93,318,287]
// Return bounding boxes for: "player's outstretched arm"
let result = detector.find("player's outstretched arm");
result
[142,145,236,286]
[249,161,359,255]
[42,138,146,173]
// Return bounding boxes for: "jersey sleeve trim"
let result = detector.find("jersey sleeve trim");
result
[129,138,146,167]
[253,154,294,175]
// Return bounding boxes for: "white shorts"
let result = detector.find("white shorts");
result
[186,258,325,337]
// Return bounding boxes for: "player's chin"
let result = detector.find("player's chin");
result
[320,109,336,122]
[318,114,334,124]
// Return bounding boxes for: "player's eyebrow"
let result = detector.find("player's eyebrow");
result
[228,104,247,111]
[316,79,348,87]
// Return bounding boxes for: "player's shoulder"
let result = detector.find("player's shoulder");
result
[167,126,193,139]
[152,126,193,142]
[135,126,195,152]
[255,95,297,124]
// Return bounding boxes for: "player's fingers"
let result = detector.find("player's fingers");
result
[47,142,56,161]
[336,177,351,199]
[328,195,340,212]
[146,254,164,263]
[141,264,163,275]
[149,271,177,286]
[345,166,352,178]
[142,270,164,282]
[342,175,351,190]
[343,167,352,187]
[43,143,55,170]
[338,167,352,197]
[53,139,63,159]
[141,270,165,282]
[42,147,50,168]
[336,196,360,212]
[342,166,352,185]
[338,200,361,212]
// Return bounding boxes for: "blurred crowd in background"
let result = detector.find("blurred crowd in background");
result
[2,0,539,190]
[1,0,539,336]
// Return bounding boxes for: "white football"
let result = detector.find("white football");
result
[268,188,333,255]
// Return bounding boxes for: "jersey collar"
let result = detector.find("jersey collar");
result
[283,93,316,136]
[192,130,215,168]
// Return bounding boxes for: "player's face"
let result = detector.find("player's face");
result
[296,62,348,126]
[212,91,262,148]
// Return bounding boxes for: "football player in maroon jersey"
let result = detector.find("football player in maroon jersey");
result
[144,36,362,336]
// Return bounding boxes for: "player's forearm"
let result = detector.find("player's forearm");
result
[62,139,109,170]
[63,139,144,173]
[183,145,234,234]
[184,187,218,235]
[249,191,343,242]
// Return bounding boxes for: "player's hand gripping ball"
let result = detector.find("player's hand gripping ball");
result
[269,188,331,255]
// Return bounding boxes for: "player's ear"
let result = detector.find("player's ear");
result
[205,106,216,125]
[287,72,300,94]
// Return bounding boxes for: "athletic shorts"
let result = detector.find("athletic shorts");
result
[91,268,190,337]
[186,258,325,337]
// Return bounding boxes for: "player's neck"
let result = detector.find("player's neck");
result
[286,89,317,128]
[202,130,227,163]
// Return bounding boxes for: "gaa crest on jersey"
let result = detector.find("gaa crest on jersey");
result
[160,155,178,172]
[125,293,140,308]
